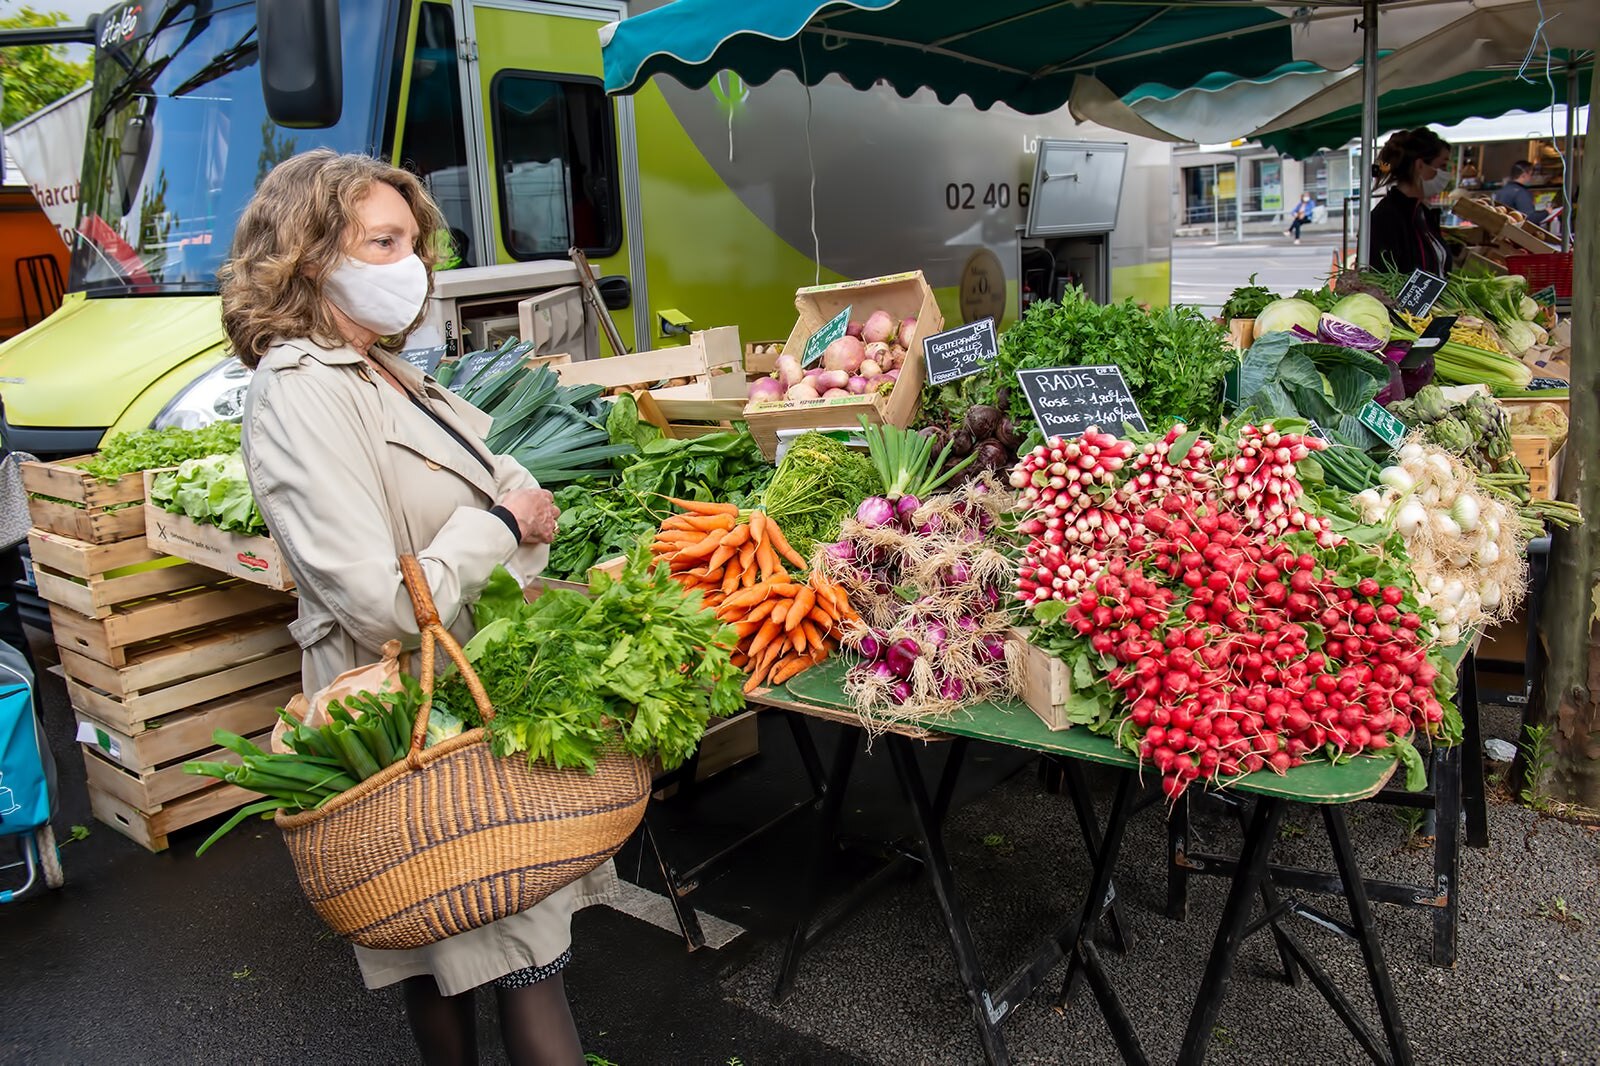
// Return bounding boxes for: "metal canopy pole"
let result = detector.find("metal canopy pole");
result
[1564,61,1579,252]
[1356,0,1380,267]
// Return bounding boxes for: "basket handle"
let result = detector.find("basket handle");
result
[398,554,496,765]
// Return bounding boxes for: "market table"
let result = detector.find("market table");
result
[748,660,1418,1066]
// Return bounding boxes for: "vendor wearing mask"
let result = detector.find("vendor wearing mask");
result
[1493,161,1552,226]
[1368,128,1452,277]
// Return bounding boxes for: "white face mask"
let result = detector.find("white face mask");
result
[1421,168,1450,198]
[322,254,428,338]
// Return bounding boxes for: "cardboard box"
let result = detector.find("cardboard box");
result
[743,271,941,459]
[142,471,295,591]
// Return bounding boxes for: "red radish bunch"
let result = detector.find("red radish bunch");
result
[1009,425,1449,799]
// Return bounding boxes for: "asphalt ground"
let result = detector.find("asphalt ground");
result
[3,632,1597,1065]
[1172,235,1346,317]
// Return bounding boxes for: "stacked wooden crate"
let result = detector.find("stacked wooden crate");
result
[23,458,300,851]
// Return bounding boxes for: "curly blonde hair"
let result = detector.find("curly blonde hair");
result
[218,150,447,368]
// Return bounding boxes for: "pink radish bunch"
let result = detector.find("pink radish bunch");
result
[1220,424,1340,547]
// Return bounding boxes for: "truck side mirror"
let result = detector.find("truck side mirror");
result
[259,0,343,129]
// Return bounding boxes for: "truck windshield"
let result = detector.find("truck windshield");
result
[71,0,392,296]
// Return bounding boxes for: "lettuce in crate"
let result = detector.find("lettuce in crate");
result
[149,452,268,536]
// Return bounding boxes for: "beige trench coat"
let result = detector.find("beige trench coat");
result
[241,337,616,995]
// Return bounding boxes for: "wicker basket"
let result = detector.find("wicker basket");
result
[276,556,652,951]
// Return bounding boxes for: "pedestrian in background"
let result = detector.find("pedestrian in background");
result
[1285,192,1315,244]
[1494,161,1552,227]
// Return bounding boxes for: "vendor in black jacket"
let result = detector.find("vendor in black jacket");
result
[1493,161,1551,226]
[1368,128,1452,276]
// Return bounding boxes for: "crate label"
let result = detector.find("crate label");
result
[923,318,998,386]
[803,305,852,368]
[1358,401,1408,447]
[77,721,120,760]
[1016,365,1147,441]
[1395,269,1448,318]
[1532,284,1558,307]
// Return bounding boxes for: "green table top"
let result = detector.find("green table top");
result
[778,658,1416,805]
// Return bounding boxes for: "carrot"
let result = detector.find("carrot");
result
[768,583,800,598]
[748,618,783,661]
[722,523,750,548]
[665,497,737,516]
[756,538,779,580]
[656,529,702,543]
[786,587,815,632]
[677,528,728,561]
[791,625,808,655]
[810,580,839,613]
[771,601,791,627]
[732,619,763,640]
[721,584,770,612]
[766,520,807,569]
[706,542,738,573]
[771,654,813,685]
[749,509,768,548]
[722,565,742,596]
[801,619,825,650]
[730,651,748,668]
[769,568,793,585]
[744,600,775,625]
[740,562,758,588]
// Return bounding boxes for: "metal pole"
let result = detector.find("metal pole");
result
[1563,61,1579,252]
[1235,159,1245,244]
[1356,0,1380,267]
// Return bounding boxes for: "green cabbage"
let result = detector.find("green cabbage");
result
[1329,293,1392,343]
[1252,298,1321,339]
[149,452,268,536]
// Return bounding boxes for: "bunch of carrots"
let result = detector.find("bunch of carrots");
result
[650,498,857,694]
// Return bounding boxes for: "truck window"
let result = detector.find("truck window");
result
[490,72,621,260]
[398,2,479,268]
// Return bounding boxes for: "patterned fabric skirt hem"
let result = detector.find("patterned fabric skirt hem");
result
[493,948,573,989]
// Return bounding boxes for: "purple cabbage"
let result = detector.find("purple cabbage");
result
[1316,314,1384,352]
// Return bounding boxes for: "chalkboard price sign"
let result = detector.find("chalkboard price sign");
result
[1402,314,1457,367]
[923,318,998,386]
[803,305,852,367]
[1394,269,1448,318]
[400,344,449,375]
[1532,284,1558,307]
[1016,365,1148,441]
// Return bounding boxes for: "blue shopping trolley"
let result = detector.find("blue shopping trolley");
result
[0,641,63,900]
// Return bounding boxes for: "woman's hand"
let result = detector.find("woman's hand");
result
[498,487,560,545]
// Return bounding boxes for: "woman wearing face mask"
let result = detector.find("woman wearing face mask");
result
[1368,128,1453,276]
[219,150,609,1065]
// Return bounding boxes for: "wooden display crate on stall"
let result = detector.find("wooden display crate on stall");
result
[743,271,941,459]
[1010,627,1075,731]
[141,470,295,591]
[554,326,746,401]
[21,456,146,545]
[1450,195,1559,254]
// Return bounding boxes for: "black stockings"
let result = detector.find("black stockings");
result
[401,973,583,1066]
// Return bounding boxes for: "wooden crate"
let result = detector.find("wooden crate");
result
[744,342,786,374]
[89,778,259,853]
[82,729,271,811]
[1013,630,1073,732]
[142,471,295,590]
[1226,319,1255,351]
[75,677,296,774]
[634,391,748,440]
[48,581,291,668]
[743,271,940,459]
[1512,434,1563,501]
[1451,196,1559,254]
[554,326,745,400]
[21,456,146,544]
[26,528,215,619]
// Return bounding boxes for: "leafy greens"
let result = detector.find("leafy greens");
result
[149,452,268,535]
[439,552,745,772]
[81,423,243,481]
[983,289,1233,432]
[1232,332,1392,452]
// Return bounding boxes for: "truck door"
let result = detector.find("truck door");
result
[452,0,645,351]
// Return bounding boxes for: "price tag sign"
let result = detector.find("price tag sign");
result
[482,341,533,379]
[1222,362,1243,408]
[447,349,500,393]
[1532,284,1559,307]
[1016,365,1148,441]
[803,305,852,367]
[923,317,998,386]
[399,344,449,375]
[1394,269,1448,318]
[1358,400,1408,448]
[1306,420,1330,441]
[1402,315,1457,367]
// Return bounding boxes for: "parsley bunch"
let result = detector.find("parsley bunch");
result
[439,552,744,772]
